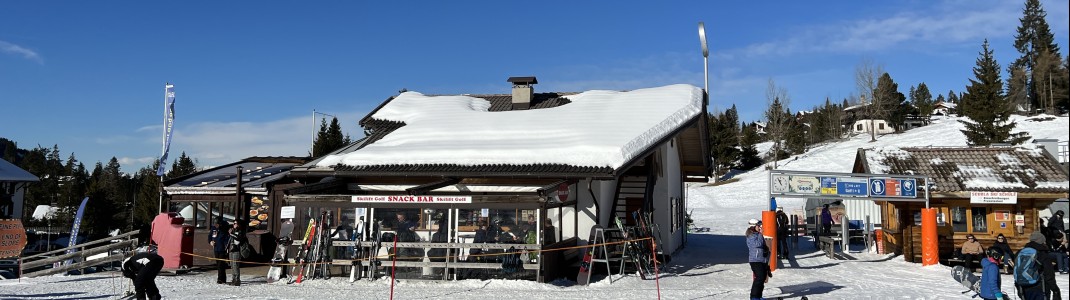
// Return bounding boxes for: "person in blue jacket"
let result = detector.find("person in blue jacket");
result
[980,248,1006,300]
[209,218,231,284]
[746,218,771,300]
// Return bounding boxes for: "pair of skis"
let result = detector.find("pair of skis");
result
[613,216,651,279]
[632,210,664,270]
[291,210,318,284]
[348,218,364,282]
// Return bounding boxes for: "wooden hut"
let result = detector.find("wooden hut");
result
[853,146,1069,264]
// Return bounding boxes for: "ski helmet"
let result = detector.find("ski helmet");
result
[985,248,1003,261]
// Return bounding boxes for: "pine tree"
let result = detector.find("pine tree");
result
[875,73,908,131]
[785,114,807,155]
[960,40,1030,146]
[312,117,348,157]
[1012,0,1063,112]
[912,83,934,116]
[737,122,763,171]
[166,152,198,179]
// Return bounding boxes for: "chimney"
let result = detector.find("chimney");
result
[507,76,538,110]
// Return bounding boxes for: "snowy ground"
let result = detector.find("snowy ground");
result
[2,115,1067,299]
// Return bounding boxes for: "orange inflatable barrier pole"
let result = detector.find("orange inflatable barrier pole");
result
[921,208,938,266]
[763,210,777,272]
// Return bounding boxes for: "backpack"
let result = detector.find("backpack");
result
[1013,247,1041,286]
[501,246,523,273]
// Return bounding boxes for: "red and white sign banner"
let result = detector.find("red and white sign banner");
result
[970,191,1018,204]
[555,183,570,202]
[351,195,472,204]
[0,219,27,259]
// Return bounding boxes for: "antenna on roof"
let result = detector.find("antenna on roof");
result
[698,22,709,107]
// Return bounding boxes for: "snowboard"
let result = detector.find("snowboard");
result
[576,225,600,285]
[951,265,980,294]
[266,240,290,283]
[349,217,364,282]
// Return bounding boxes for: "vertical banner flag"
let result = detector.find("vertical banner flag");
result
[157,84,176,176]
[64,197,89,266]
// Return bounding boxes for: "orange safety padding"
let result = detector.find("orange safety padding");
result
[763,210,777,272]
[920,208,939,266]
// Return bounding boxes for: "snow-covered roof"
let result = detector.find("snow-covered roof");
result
[934,101,957,108]
[859,146,1069,193]
[315,84,704,170]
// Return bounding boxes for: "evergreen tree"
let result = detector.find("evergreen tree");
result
[708,106,741,175]
[166,152,198,179]
[785,113,807,155]
[960,40,1030,146]
[875,73,908,131]
[134,164,163,229]
[312,117,348,157]
[1012,0,1062,112]
[911,83,935,116]
[765,96,789,164]
[948,90,959,104]
[737,122,763,171]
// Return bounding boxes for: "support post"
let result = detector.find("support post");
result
[920,208,938,266]
[762,210,777,272]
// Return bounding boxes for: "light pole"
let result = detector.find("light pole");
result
[311,109,338,156]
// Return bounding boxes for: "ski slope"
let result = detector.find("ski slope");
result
[2,115,1067,299]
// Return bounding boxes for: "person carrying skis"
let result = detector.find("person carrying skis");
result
[746,218,771,300]
[122,250,164,300]
[209,218,231,284]
[775,207,790,258]
[979,248,1007,300]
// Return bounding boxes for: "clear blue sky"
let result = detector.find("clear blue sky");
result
[2,1,1067,172]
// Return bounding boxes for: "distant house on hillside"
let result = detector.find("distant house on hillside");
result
[851,119,895,135]
[753,121,767,135]
[1,158,38,219]
[286,77,711,282]
[853,146,1068,264]
[932,101,957,116]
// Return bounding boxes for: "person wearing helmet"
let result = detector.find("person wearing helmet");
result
[979,248,1007,300]
[746,218,771,300]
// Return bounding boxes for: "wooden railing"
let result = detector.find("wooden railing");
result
[19,230,140,278]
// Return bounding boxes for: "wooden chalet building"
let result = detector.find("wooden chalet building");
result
[284,77,711,282]
[163,156,309,265]
[853,146,1069,263]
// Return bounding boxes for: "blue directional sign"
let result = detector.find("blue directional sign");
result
[836,177,868,197]
[900,179,916,197]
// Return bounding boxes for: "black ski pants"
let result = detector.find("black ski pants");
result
[749,262,769,299]
[134,255,164,300]
[215,251,228,283]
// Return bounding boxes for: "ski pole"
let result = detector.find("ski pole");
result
[390,233,398,300]
[650,237,661,300]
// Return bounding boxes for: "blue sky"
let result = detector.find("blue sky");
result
[1,1,1067,172]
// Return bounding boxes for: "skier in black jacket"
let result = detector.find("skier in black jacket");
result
[122,251,164,300]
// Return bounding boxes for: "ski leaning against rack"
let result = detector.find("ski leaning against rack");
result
[292,210,319,284]
[614,216,650,279]
[349,217,364,282]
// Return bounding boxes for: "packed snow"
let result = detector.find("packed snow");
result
[316,84,704,169]
[3,115,1067,299]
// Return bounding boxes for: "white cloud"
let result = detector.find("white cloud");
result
[721,1,1024,59]
[0,40,43,63]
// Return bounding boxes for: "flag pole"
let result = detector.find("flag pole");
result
[158,83,176,213]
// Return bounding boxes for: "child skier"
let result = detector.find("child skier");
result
[980,248,1007,300]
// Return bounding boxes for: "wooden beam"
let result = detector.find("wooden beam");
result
[406,177,462,195]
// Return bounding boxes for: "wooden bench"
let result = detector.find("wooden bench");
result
[817,236,843,259]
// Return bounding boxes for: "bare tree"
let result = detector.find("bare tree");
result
[855,59,885,142]
[764,79,791,169]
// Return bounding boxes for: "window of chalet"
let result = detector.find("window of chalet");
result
[878,123,885,130]
[971,207,987,233]
[670,197,678,232]
[951,207,968,232]
[856,124,863,131]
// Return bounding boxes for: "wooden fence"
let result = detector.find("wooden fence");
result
[19,230,140,278]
